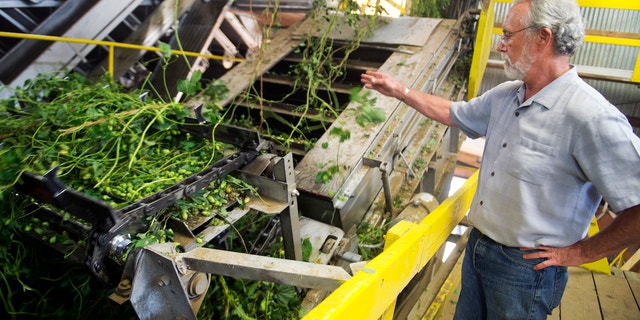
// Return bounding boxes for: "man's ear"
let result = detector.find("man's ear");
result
[538,27,553,47]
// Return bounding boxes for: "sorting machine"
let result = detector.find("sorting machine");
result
[12,9,477,319]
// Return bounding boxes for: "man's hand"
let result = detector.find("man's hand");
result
[522,205,640,270]
[521,242,587,270]
[360,70,455,126]
[360,70,403,99]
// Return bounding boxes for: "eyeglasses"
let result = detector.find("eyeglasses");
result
[500,26,535,45]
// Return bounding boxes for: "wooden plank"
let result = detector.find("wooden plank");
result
[293,16,441,47]
[593,268,640,319]
[622,271,640,313]
[622,249,640,271]
[559,267,601,320]
[187,14,303,110]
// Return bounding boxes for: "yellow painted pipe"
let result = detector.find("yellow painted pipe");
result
[496,0,640,10]
[468,0,495,100]
[633,53,640,83]
[302,172,478,320]
[0,31,244,79]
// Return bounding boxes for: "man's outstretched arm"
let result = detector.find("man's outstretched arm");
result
[361,70,456,127]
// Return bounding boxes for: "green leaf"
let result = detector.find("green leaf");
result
[158,42,172,59]
[302,238,312,262]
[329,127,350,142]
[315,165,339,184]
[349,87,362,103]
[203,79,229,102]
[356,105,386,127]
[177,71,203,97]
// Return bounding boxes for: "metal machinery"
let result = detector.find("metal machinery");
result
[2,1,479,319]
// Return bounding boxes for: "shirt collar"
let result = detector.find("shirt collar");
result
[516,66,578,110]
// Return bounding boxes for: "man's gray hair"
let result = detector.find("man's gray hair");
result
[515,0,585,55]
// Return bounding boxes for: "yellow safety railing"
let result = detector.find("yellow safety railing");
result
[0,31,244,79]
[303,171,478,320]
[467,0,496,101]
[468,0,640,99]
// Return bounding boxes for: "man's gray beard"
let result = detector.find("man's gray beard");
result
[502,45,534,80]
[503,55,525,79]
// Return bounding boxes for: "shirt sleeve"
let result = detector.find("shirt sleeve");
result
[573,108,640,213]
[450,81,521,139]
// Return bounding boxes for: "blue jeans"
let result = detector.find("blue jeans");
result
[453,228,568,320]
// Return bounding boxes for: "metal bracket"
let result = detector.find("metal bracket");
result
[129,242,351,319]
[239,153,302,261]
[363,157,394,215]
[130,243,210,320]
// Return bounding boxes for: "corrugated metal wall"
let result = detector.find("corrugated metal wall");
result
[478,2,640,134]
[575,7,640,70]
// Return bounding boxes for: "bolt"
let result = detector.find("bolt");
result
[188,273,209,297]
[115,279,132,297]
[158,275,170,287]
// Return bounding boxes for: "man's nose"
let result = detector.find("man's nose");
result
[496,41,507,52]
